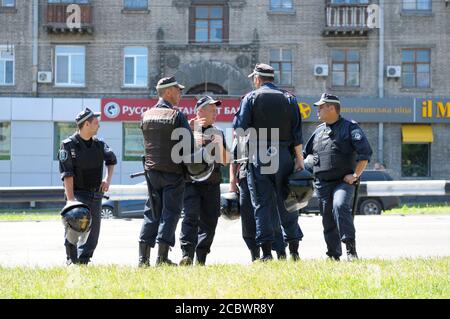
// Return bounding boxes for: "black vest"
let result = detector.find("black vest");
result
[141,105,183,174]
[312,120,356,181]
[251,87,292,143]
[69,134,104,191]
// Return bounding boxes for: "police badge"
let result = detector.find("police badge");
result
[59,149,68,162]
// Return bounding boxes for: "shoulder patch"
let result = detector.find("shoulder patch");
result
[351,129,363,141]
[58,149,68,162]
[62,138,72,144]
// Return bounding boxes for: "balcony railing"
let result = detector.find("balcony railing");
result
[43,3,93,34]
[324,4,370,36]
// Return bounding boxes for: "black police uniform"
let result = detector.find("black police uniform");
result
[233,66,304,259]
[179,124,227,265]
[58,132,117,264]
[138,96,194,266]
[304,115,372,259]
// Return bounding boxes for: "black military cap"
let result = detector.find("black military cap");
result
[248,63,275,78]
[195,95,222,112]
[75,108,101,125]
[313,93,341,106]
[156,76,185,90]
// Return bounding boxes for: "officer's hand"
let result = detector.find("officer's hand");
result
[229,179,238,193]
[100,180,110,193]
[344,174,358,185]
[294,157,305,172]
[189,118,207,130]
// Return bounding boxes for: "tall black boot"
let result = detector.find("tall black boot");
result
[288,240,300,261]
[260,243,273,262]
[276,250,287,260]
[65,243,78,266]
[156,243,177,266]
[195,251,207,266]
[250,247,260,262]
[345,240,358,261]
[138,242,151,267]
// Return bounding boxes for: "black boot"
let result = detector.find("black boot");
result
[250,247,260,262]
[156,243,177,266]
[65,243,78,266]
[345,240,358,261]
[260,243,273,262]
[276,250,287,260]
[179,248,194,266]
[288,240,300,261]
[195,251,207,266]
[138,242,151,267]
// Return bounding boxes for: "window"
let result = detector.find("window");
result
[332,49,360,87]
[190,5,228,43]
[330,0,369,4]
[123,123,144,161]
[270,0,293,11]
[123,0,148,10]
[403,0,431,11]
[124,47,148,87]
[270,48,292,86]
[54,122,77,160]
[1,0,15,7]
[47,0,89,3]
[0,122,10,160]
[402,49,430,88]
[55,46,85,87]
[401,144,430,177]
[0,45,14,85]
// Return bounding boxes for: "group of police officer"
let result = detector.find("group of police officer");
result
[58,62,372,266]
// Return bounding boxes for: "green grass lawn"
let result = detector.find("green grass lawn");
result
[384,204,450,215]
[0,258,448,299]
[0,209,60,221]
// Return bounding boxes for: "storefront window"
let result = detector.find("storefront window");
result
[401,143,430,177]
[0,122,11,160]
[54,122,77,160]
[123,122,143,161]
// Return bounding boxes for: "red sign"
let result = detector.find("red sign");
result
[101,98,241,122]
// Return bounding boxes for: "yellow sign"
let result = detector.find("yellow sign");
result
[422,100,450,119]
[298,102,312,120]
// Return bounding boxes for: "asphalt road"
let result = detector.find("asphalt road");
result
[0,215,449,267]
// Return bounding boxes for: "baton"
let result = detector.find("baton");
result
[352,178,361,220]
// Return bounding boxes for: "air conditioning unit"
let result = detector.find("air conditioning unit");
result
[314,64,329,77]
[386,66,401,78]
[38,71,52,83]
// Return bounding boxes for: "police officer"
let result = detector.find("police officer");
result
[230,136,288,262]
[138,76,193,267]
[58,108,117,265]
[179,96,228,266]
[303,93,373,261]
[233,63,304,261]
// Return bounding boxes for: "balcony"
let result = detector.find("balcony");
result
[43,3,93,34]
[324,4,370,36]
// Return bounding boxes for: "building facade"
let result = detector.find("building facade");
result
[0,0,449,186]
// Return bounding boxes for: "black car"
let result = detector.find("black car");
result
[301,170,400,215]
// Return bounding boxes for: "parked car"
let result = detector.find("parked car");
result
[301,170,400,215]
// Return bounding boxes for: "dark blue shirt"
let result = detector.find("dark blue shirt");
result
[303,116,372,162]
[232,83,303,146]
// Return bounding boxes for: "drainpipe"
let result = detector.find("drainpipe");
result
[378,0,384,164]
[31,0,39,96]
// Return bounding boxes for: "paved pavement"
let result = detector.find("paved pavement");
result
[0,215,449,267]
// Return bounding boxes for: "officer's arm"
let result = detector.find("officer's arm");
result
[63,177,76,202]
[350,124,373,163]
[58,143,75,201]
[232,94,252,130]
[290,95,304,148]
